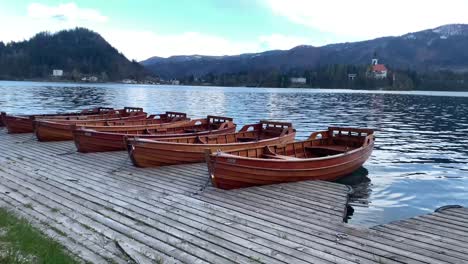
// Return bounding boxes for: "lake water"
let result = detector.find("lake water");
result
[1,80,467,226]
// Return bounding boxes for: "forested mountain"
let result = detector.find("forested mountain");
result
[0,28,148,81]
[143,24,468,79]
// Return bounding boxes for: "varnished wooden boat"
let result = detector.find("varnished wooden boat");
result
[73,116,235,153]
[206,127,375,189]
[127,121,296,167]
[34,107,147,141]
[1,106,116,134]
[61,111,187,127]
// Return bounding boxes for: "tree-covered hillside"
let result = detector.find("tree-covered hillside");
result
[0,28,149,81]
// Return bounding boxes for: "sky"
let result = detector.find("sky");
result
[1,0,468,61]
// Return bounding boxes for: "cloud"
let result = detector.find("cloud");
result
[102,30,310,60]
[259,34,312,50]
[265,0,468,39]
[27,2,107,23]
[101,30,251,60]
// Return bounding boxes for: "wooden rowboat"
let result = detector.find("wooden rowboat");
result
[206,127,375,190]
[1,106,116,134]
[73,115,235,153]
[127,121,296,168]
[34,107,148,141]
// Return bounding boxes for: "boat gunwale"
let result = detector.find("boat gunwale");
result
[211,142,374,170]
[33,113,149,127]
[127,121,296,147]
[210,127,375,163]
[127,132,296,148]
[75,122,235,137]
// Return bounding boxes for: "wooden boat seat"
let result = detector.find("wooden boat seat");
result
[262,154,301,160]
[236,136,257,142]
[184,129,200,133]
[195,137,207,144]
[305,145,354,153]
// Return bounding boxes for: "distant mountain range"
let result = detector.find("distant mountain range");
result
[0,28,148,81]
[142,24,468,79]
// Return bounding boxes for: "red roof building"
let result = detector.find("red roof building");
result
[372,64,387,72]
[370,58,388,79]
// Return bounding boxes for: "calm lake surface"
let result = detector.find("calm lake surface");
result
[1,80,467,226]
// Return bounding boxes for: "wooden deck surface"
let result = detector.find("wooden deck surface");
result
[0,128,467,264]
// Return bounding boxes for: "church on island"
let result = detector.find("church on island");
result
[369,57,388,79]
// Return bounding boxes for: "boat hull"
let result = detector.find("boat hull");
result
[35,114,147,141]
[73,126,236,153]
[34,122,75,141]
[209,143,374,190]
[0,107,123,134]
[128,132,296,167]
[2,115,34,133]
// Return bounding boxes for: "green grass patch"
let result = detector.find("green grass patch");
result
[0,207,78,264]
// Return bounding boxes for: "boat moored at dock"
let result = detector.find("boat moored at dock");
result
[73,115,235,153]
[127,120,296,167]
[0,106,116,133]
[33,107,147,141]
[207,127,375,189]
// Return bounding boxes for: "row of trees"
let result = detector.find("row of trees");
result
[178,64,468,90]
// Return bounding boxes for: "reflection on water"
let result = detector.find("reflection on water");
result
[1,80,468,226]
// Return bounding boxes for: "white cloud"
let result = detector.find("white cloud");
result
[102,31,311,60]
[259,34,311,50]
[102,30,255,60]
[28,2,107,23]
[265,0,468,39]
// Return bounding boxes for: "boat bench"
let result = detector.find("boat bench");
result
[184,129,201,133]
[236,136,258,142]
[262,154,301,160]
[305,145,352,152]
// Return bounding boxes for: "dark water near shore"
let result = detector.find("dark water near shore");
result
[1,81,467,226]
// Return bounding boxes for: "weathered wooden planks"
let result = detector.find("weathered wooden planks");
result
[0,128,467,264]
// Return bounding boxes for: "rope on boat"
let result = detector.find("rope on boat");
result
[198,174,212,194]
[110,154,130,174]
[196,149,219,194]
[54,150,77,156]
[17,134,36,144]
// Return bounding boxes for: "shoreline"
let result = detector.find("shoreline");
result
[1,79,468,93]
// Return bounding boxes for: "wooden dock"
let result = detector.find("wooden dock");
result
[0,129,467,264]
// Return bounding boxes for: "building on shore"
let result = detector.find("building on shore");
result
[348,73,357,80]
[52,69,63,77]
[122,79,137,84]
[81,76,98,82]
[290,77,307,84]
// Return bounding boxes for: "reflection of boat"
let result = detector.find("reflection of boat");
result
[337,167,372,213]
[336,166,371,186]
[0,107,116,133]
[127,121,296,167]
[34,107,148,141]
[207,127,374,190]
[73,116,235,153]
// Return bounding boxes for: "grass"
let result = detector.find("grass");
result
[0,207,78,264]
